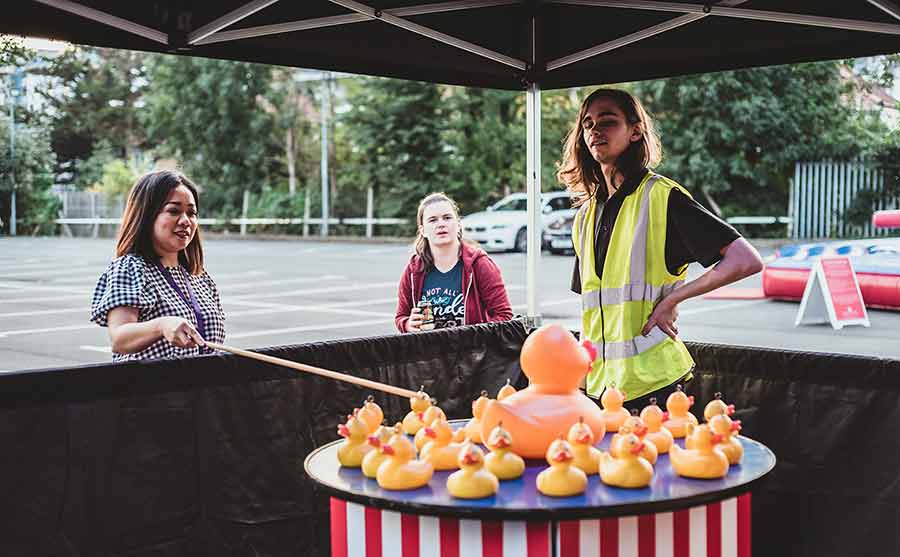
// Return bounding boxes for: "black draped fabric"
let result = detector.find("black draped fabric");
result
[1,324,899,556]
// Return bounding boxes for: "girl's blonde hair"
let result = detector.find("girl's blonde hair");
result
[414,192,462,271]
[557,88,662,206]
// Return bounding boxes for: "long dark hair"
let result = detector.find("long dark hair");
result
[115,170,205,275]
[414,192,462,271]
[557,88,661,207]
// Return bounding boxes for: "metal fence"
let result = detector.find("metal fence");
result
[790,160,898,239]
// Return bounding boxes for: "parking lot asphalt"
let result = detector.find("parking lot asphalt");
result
[1,236,898,372]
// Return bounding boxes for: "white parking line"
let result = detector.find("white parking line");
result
[80,345,111,354]
[232,281,398,301]
[680,299,770,316]
[228,317,392,339]
[218,275,344,292]
[0,307,85,318]
[0,282,86,294]
[0,323,94,338]
[0,293,84,305]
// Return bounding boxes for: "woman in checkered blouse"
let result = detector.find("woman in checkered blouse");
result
[91,170,225,361]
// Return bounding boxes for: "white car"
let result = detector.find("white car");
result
[462,192,575,252]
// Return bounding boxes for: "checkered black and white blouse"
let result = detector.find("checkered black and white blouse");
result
[91,253,226,362]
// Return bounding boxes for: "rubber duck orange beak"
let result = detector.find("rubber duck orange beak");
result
[492,437,510,449]
[462,452,480,465]
[711,433,724,444]
[381,445,395,455]
[731,420,742,432]
[630,441,645,455]
[635,425,648,437]
[367,436,381,447]
[727,404,735,415]
[662,411,670,421]
[688,395,695,406]
[552,450,573,462]
[581,339,598,362]
[424,427,436,438]
[417,412,425,421]
[576,432,592,444]
[338,424,350,438]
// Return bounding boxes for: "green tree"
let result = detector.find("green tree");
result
[339,77,447,227]
[142,56,280,215]
[0,115,58,233]
[37,46,147,189]
[632,61,875,216]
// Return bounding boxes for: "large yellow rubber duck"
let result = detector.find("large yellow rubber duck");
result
[357,395,384,435]
[600,385,630,433]
[337,410,375,467]
[599,433,654,488]
[463,391,490,443]
[662,385,698,438]
[706,414,743,465]
[362,424,397,478]
[447,441,499,499]
[640,397,674,454]
[484,422,525,480]
[536,436,588,497]
[480,324,608,458]
[611,413,658,465]
[376,428,434,490]
[670,423,729,479]
[567,416,602,475]
[414,403,447,451]
[401,388,431,435]
[420,418,464,471]
[703,392,736,422]
[497,379,517,400]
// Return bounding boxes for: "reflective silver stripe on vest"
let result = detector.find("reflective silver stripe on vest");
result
[581,280,681,310]
[588,326,670,361]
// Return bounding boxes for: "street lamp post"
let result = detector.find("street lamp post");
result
[8,70,18,236]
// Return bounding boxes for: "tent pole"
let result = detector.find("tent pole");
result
[526,80,542,327]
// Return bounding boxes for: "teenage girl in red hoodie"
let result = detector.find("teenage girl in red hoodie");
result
[395,192,513,333]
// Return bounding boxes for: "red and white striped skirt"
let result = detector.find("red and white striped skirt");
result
[329,493,751,557]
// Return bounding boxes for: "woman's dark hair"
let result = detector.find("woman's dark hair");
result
[557,88,661,206]
[115,170,205,275]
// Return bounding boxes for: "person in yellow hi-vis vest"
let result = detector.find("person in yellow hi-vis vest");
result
[557,88,764,410]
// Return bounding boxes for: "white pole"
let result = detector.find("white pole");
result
[366,186,374,238]
[526,81,542,325]
[320,73,331,237]
[241,190,249,236]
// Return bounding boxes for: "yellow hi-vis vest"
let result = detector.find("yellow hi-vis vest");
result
[573,172,695,401]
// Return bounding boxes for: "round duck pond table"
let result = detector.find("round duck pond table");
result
[305,420,775,557]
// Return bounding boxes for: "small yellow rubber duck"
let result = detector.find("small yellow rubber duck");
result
[420,418,464,471]
[484,421,525,480]
[670,423,729,479]
[662,385,698,438]
[706,414,743,465]
[463,390,490,443]
[703,392,736,422]
[336,409,375,467]
[497,378,517,401]
[600,384,630,433]
[599,432,654,488]
[357,395,384,435]
[447,441,499,499]
[414,402,447,451]
[376,428,434,490]
[362,423,397,478]
[640,397,674,454]
[402,388,431,435]
[567,416,602,475]
[611,411,658,465]
[536,436,588,497]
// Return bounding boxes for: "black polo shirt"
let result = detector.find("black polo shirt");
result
[571,171,740,293]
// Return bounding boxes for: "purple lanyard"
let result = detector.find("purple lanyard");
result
[157,263,209,352]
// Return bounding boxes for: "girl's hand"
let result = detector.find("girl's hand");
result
[641,297,679,340]
[158,316,206,348]
[406,307,424,332]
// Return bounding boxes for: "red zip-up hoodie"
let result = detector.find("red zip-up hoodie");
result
[395,242,513,332]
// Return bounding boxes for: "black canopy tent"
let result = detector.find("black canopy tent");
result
[4,3,900,556]
[7,0,900,321]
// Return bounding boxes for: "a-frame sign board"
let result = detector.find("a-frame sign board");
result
[795,256,870,330]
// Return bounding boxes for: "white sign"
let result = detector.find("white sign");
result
[795,257,870,330]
